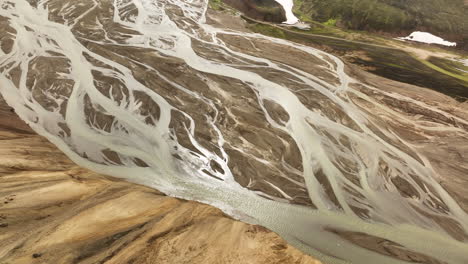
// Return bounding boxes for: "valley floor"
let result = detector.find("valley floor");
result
[0,96,321,264]
[1,1,468,263]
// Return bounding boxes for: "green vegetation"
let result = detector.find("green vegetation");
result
[244,18,468,101]
[222,0,286,23]
[249,22,286,39]
[426,57,468,82]
[323,18,338,27]
[293,0,468,49]
[209,0,223,10]
[212,0,468,100]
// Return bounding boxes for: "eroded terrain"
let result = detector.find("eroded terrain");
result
[0,96,319,264]
[1,1,468,263]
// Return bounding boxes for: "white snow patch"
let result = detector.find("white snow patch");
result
[398,31,456,47]
[274,0,299,24]
[459,59,468,67]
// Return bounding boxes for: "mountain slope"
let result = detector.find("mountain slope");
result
[0,97,320,264]
[2,1,468,263]
[294,0,468,49]
[224,0,468,49]
[221,0,286,22]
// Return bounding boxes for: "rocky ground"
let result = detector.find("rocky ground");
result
[1,1,468,263]
[0,96,321,264]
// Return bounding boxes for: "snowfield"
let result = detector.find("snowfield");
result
[398,31,457,47]
[274,0,299,24]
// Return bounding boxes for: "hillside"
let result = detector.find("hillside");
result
[0,96,320,264]
[216,0,286,22]
[224,0,468,49]
[219,0,468,101]
[2,1,468,263]
[294,0,468,49]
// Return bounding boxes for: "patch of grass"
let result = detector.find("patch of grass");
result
[323,18,338,27]
[293,0,468,49]
[248,22,286,39]
[245,19,468,101]
[425,57,468,82]
[209,0,223,10]
[221,0,286,23]
[221,1,468,100]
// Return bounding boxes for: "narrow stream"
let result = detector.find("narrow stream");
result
[0,0,467,263]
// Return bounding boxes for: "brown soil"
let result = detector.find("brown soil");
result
[0,96,321,264]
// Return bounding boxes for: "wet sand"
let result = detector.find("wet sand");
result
[0,96,320,264]
[0,1,467,263]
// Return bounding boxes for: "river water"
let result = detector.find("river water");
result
[1,0,467,263]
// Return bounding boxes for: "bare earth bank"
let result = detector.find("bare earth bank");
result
[0,98,321,264]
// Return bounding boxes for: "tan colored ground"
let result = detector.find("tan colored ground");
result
[347,64,468,216]
[389,42,457,60]
[0,98,321,264]
[1,1,468,263]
